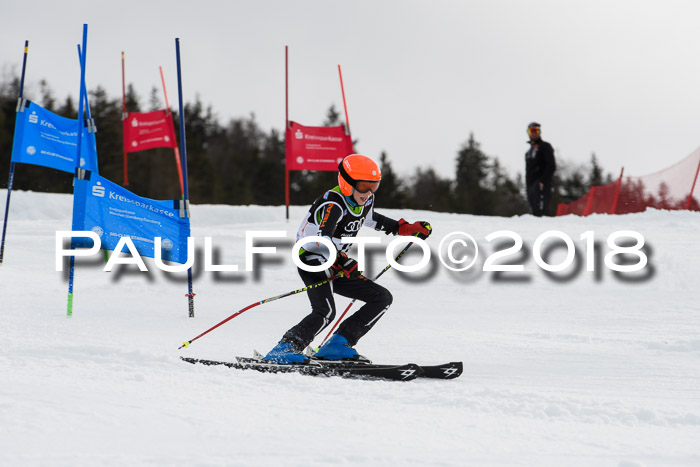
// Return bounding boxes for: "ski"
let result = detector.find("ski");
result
[307,357,463,380]
[258,349,463,380]
[416,362,463,380]
[180,356,423,381]
[251,350,462,380]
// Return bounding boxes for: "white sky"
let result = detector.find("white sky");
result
[2,0,700,181]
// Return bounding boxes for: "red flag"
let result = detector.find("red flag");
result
[123,110,177,153]
[285,121,353,171]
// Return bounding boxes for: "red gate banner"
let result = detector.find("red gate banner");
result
[285,121,353,171]
[123,110,177,153]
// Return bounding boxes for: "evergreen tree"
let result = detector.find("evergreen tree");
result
[377,151,408,209]
[588,152,604,186]
[124,83,140,112]
[0,75,20,189]
[178,96,221,203]
[148,86,161,111]
[554,160,588,204]
[88,85,124,187]
[407,167,453,212]
[323,104,342,127]
[256,128,285,205]
[453,133,492,215]
[58,95,76,117]
[39,79,56,111]
[488,159,529,216]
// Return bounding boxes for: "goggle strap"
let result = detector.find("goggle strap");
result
[338,161,355,187]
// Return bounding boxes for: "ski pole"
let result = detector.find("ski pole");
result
[179,276,336,349]
[318,240,416,347]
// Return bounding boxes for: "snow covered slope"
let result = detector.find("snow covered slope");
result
[1,189,698,466]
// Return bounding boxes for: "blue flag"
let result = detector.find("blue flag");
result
[72,172,191,264]
[11,101,99,174]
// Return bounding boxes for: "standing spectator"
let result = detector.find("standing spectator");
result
[525,122,556,216]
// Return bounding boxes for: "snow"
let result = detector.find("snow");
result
[1,188,699,466]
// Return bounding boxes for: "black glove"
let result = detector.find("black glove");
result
[396,219,432,239]
[331,252,361,279]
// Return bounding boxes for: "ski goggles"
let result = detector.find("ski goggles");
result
[354,180,380,194]
[527,126,541,136]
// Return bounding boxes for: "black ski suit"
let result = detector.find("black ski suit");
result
[525,138,556,216]
[280,187,400,351]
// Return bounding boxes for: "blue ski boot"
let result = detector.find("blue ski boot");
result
[314,334,366,361]
[263,341,308,364]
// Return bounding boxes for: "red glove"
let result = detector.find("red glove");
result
[331,252,361,279]
[396,219,432,239]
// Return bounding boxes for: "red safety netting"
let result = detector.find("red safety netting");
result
[557,147,700,216]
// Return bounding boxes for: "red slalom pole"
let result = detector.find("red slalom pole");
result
[179,276,336,349]
[160,65,185,198]
[338,64,351,137]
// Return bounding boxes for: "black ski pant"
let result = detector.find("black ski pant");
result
[527,181,553,217]
[281,258,392,350]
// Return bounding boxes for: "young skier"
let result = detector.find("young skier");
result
[263,154,432,364]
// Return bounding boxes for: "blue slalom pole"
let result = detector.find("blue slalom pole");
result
[0,40,29,265]
[77,44,97,150]
[175,38,195,318]
[67,24,89,317]
[77,43,108,265]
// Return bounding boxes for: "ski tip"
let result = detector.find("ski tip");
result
[444,361,463,379]
[421,361,463,380]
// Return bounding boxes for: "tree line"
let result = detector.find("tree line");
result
[0,74,613,216]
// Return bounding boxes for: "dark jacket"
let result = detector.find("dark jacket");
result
[525,139,556,187]
[297,187,398,262]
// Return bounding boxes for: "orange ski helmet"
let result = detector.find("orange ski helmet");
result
[338,154,382,196]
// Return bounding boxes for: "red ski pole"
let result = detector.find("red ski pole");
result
[179,276,336,349]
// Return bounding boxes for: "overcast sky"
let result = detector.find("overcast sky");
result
[2,0,700,182]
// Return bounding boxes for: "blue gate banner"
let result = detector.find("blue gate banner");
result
[11,101,99,174]
[72,172,190,264]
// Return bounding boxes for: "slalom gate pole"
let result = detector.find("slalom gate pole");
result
[318,240,415,347]
[0,40,29,265]
[337,64,351,137]
[67,24,89,317]
[121,51,129,186]
[175,38,196,318]
[179,276,336,349]
[77,44,108,265]
[159,65,184,198]
[77,45,98,163]
[284,45,290,221]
